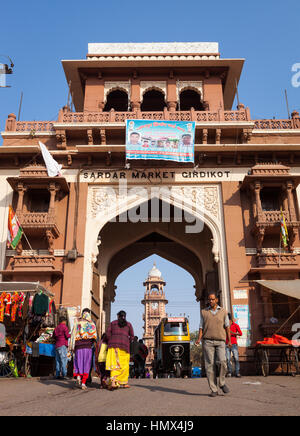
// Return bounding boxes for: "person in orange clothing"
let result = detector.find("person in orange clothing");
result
[226,313,242,378]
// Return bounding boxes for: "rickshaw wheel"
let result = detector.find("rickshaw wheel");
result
[0,362,12,378]
[260,349,269,377]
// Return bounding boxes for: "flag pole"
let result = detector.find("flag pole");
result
[278,229,281,268]
[14,213,34,253]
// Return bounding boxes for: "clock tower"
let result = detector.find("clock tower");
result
[141,263,168,368]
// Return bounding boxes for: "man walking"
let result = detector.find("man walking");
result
[226,313,242,378]
[196,292,231,397]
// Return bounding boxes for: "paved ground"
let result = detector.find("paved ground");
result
[0,376,299,416]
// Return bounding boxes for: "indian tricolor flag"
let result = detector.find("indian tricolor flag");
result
[7,206,23,249]
[280,208,289,249]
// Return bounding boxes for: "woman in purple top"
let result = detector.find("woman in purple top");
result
[105,310,134,390]
[53,317,71,379]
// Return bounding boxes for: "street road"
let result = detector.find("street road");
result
[0,376,299,416]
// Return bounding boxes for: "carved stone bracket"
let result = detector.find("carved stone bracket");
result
[45,229,55,255]
[56,131,67,149]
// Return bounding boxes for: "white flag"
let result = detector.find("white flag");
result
[39,141,62,177]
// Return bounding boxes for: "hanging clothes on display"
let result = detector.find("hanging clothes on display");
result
[0,293,6,322]
[11,292,20,323]
[4,293,11,317]
[33,292,49,316]
[18,293,26,319]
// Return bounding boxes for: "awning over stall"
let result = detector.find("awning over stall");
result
[255,280,300,300]
[0,282,54,298]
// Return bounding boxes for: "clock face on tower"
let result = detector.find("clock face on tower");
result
[151,302,158,310]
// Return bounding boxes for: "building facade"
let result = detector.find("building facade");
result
[1,42,300,371]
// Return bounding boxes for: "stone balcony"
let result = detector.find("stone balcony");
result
[12,254,56,271]
[0,253,63,282]
[4,108,300,133]
[17,211,60,238]
[256,252,297,267]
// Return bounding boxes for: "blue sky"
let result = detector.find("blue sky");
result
[1,0,300,336]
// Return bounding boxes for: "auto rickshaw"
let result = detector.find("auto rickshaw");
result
[152,317,192,378]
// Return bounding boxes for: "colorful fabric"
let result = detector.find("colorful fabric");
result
[256,334,300,346]
[18,293,25,319]
[11,292,20,322]
[69,312,97,352]
[106,320,134,354]
[73,348,93,385]
[280,208,289,248]
[7,206,23,249]
[4,293,11,317]
[98,343,108,362]
[0,293,7,322]
[106,347,130,386]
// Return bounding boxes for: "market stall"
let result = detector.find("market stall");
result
[0,281,58,378]
[252,280,300,377]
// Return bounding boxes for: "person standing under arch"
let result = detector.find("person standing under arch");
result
[69,308,97,390]
[105,310,134,390]
[196,292,231,397]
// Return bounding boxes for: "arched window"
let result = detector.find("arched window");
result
[141,90,167,112]
[179,89,204,111]
[104,89,129,112]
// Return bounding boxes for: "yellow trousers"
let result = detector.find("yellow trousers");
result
[106,348,130,386]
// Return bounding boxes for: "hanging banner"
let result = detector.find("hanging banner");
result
[126,119,195,163]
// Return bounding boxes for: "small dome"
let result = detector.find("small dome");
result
[148,263,162,278]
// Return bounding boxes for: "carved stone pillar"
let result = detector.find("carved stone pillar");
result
[131,101,141,111]
[254,182,263,220]
[286,181,297,221]
[167,101,177,112]
[216,129,221,145]
[16,182,26,213]
[48,183,59,212]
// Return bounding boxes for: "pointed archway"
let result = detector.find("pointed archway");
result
[81,183,230,334]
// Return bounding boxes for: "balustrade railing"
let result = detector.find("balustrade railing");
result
[5,109,300,132]
[254,119,296,130]
[15,121,55,132]
[260,210,290,223]
[5,109,252,131]
[17,212,56,226]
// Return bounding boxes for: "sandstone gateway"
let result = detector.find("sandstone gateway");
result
[1,42,300,372]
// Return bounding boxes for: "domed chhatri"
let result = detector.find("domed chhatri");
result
[148,262,162,279]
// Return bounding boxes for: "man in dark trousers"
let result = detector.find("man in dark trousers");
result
[226,313,242,378]
[196,292,231,397]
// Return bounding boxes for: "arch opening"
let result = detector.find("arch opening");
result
[104,89,129,112]
[178,89,204,111]
[141,89,167,111]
